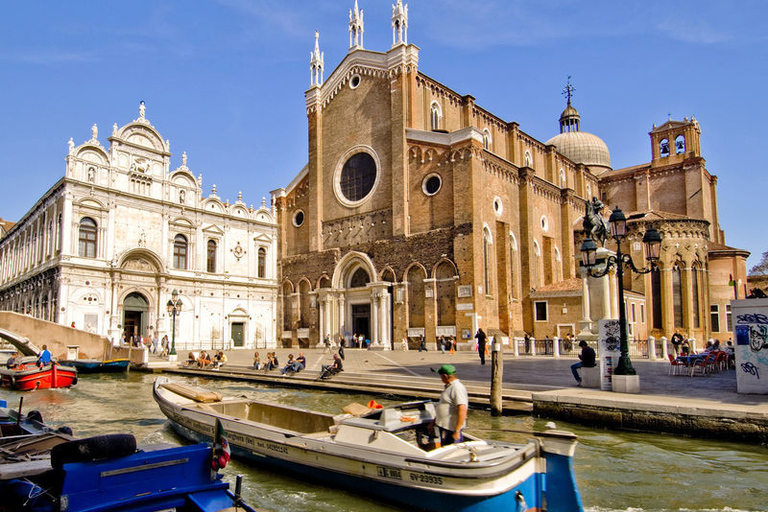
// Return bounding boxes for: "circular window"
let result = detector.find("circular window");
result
[493,197,503,215]
[422,174,442,196]
[293,210,305,227]
[334,146,381,207]
[350,75,361,89]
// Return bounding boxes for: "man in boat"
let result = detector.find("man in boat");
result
[37,345,52,368]
[6,351,20,369]
[432,364,468,447]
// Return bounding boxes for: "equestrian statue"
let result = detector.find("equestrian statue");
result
[583,197,610,247]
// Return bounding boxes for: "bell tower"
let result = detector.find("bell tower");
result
[649,117,701,167]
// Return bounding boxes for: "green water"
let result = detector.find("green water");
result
[2,373,766,512]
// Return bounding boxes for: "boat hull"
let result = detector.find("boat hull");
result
[60,358,130,373]
[155,377,582,512]
[0,363,78,390]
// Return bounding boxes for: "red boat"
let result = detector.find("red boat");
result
[0,361,78,390]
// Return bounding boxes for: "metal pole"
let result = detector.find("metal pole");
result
[170,310,177,356]
[613,238,635,375]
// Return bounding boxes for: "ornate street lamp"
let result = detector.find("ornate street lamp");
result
[166,289,183,357]
[580,207,662,376]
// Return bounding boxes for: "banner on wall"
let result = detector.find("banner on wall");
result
[731,298,768,394]
[598,319,621,391]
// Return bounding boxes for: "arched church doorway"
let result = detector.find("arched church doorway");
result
[123,292,149,344]
[351,303,370,345]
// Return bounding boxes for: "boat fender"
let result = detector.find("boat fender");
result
[51,434,137,468]
[26,410,43,423]
[56,425,74,436]
[72,376,78,385]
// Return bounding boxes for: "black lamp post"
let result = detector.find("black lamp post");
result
[580,207,662,376]
[166,290,183,357]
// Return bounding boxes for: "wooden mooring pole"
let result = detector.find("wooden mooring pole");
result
[490,337,503,416]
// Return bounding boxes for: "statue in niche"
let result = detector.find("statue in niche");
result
[179,190,186,204]
[583,197,610,248]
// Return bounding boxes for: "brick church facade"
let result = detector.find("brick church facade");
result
[271,1,747,349]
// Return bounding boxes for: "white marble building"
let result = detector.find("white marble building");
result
[0,103,279,352]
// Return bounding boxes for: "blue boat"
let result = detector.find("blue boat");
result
[0,399,259,512]
[60,358,131,373]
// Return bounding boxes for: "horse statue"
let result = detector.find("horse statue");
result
[583,197,610,247]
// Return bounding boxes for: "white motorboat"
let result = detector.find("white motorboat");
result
[153,376,583,512]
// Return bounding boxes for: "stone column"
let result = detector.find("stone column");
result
[371,290,379,345]
[660,336,668,360]
[603,270,613,320]
[648,335,657,360]
[553,336,561,358]
[579,267,592,335]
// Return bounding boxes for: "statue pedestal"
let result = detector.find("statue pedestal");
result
[611,374,640,394]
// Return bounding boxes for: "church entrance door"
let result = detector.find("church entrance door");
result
[352,303,370,345]
[123,292,149,344]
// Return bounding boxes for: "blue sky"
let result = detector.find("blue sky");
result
[1,1,766,268]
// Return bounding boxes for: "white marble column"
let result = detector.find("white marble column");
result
[371,291,379,345]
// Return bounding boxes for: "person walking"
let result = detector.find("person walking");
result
[475,328,487,365]
[418,334,427,352]
[431,364,468,447]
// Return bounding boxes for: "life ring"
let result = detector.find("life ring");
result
[51,434,137,468]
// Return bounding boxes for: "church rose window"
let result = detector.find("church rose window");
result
[423,174,442,196]
[340,153,376,202]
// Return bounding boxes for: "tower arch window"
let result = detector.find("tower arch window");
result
[675,135,686,154]
[258,247,267,278]
[430,102,442,131]
[660,138,670,157]
[78,217,97,258]
[173,234,188,270]
[206,239,217,273]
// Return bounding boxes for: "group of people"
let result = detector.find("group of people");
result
[5,344,53,370]
[280,353,307,375]
[184,350,227,368]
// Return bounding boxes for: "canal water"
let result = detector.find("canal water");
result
[2,372,766,512]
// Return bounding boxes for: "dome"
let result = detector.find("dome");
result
[546,130,611,169]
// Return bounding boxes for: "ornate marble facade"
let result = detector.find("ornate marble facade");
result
[0,104,279,351]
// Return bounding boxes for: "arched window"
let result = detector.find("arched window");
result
[430,102,441,131]
[173,234,188,270]
[78,217,97,258]
[258,247,267,278]
[349,267,370,288]
[672,264,683,327]
[206,240,217,273]
[482,129,492,151]
[675,135,686,154]
[660,138,670,157]
[651,267,662,329]
[483,228,492,295]
[691,264,701,328]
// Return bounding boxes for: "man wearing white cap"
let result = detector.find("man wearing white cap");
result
[432,364,468,447]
